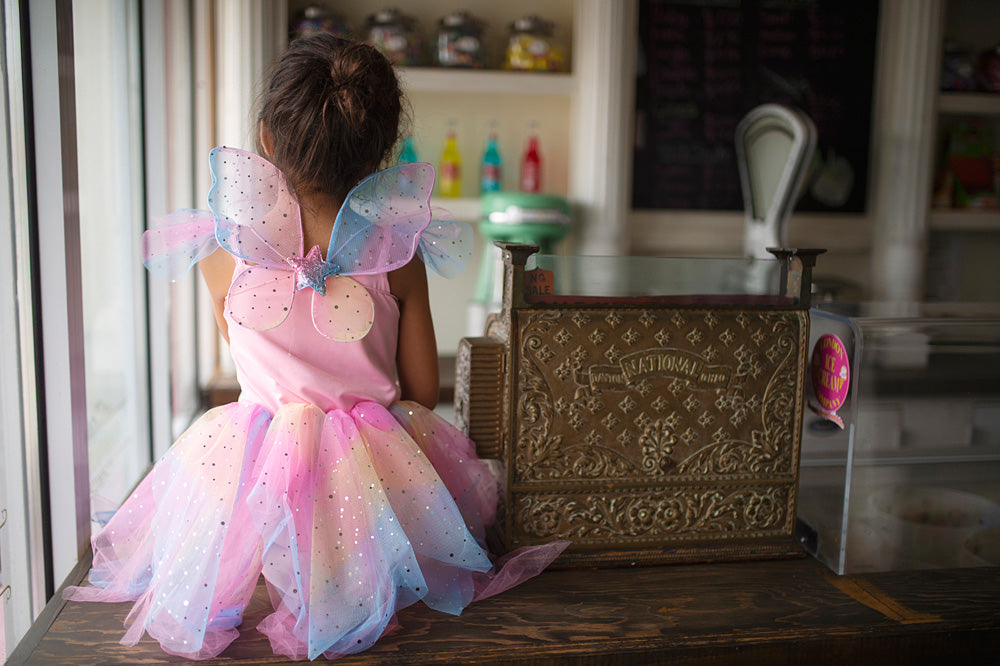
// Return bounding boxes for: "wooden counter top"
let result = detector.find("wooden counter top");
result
[14,557,999,664]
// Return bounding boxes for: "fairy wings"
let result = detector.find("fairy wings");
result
[142,147,472,341]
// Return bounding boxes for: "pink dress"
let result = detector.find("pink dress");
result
[65,150,566,660]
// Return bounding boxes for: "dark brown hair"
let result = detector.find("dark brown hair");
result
[255,34,406,201]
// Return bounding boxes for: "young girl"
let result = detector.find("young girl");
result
[65,35,566,661]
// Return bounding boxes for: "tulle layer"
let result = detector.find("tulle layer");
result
[65,400,566,660]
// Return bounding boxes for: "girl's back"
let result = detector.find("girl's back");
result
[228,270,400,414]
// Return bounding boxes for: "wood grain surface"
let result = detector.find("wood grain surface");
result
[16,558,1000,665]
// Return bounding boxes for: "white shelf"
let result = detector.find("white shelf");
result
[430,197,481,222]
[397,67,574,96]
[938,92,1000,116]
[929,209,1000,231]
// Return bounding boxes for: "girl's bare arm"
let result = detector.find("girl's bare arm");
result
[199,247,236,343]
[389,257,439,409]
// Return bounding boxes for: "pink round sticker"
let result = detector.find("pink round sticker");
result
[810,334,849,413]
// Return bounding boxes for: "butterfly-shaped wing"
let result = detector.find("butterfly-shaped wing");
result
[208,147,303,265]
[142,209,217,280]
[418,219,473,279]
[311,277,375,342]
[226,264,297,331]
[326,163,434,274]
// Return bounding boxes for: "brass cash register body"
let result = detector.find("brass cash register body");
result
[456,244,822,566]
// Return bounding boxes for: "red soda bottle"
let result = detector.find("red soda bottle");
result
[520,133,541,193]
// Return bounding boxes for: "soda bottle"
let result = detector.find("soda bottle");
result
[439,126,462,197]
[520,132,542,193]
[480,131,502,194]
[398,135,419,164]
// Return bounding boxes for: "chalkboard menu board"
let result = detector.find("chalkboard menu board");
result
[632,0,879,212]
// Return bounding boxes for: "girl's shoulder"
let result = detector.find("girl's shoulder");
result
[199,246,237,293]
[387,256,428,302]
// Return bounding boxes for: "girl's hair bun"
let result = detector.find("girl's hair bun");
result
[256,34,406,201]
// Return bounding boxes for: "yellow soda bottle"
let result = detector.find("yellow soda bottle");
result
[439,125,462,197]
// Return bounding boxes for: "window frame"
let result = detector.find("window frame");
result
[3,1,278,657]
[2,0,206,657]
[0,0,49,649]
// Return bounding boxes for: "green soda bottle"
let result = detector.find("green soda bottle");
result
[399,135,419,164]
[480,131,502,194]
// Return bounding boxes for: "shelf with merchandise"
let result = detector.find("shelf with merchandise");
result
[933,94,1000,228]
[397,66,574,96]
[938,91,1000,116]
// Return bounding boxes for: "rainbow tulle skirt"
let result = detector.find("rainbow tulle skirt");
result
[65,401,566,660]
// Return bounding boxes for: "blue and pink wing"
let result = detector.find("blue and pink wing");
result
[325,162,434,275]
[141,209,217,281]
[208,147,302,328]
[418,219,474,278]
[208,146,303,266]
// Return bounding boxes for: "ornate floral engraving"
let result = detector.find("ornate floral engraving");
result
[534,344,556,364]
[622,328,641,345]
[604,344,623,363]
[514,309,806,485]
[638,310,657,328]
[509,306,806,551]
[514,486,791,541]
[639,419,676,474]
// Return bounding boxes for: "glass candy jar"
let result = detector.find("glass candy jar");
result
[504,15,565,72]
[291,4,349,40]
[437,11,485,68]
[365,8,423,66]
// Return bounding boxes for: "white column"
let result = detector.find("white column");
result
[214,0,284,150]
[570,0,638,257]
[869,0,945,303]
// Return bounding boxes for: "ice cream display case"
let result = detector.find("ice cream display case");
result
[798,304,1000,574]
[455,243,823,566]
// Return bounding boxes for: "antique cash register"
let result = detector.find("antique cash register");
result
[455,243,823,566]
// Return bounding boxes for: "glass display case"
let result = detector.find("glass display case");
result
[798,303,1000,574]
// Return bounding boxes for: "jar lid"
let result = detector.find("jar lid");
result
[303,5,332,20]
[367,8,415,28]
[509,15,554,36]
[440,11,483,30]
